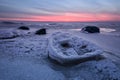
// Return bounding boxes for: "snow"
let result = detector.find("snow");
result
[0,57,65,80]
[0,22,120,80]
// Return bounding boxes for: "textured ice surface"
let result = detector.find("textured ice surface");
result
[64,59,120,80]
[0,27,120,80]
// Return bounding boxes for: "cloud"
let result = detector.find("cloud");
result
[0,0,120,21]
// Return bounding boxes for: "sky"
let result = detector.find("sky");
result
[0,0,120,22]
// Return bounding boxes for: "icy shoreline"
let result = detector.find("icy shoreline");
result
[0,25,120,80]
[0,30,120,80]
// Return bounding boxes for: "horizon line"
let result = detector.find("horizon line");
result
[1,20,120,23]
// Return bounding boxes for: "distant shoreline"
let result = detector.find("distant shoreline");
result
[0,20,120,23]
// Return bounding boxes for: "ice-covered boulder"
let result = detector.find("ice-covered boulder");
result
[48,32,103,64]
[81,26,100,33]
[0,29,29,39]
[0,29,19,39]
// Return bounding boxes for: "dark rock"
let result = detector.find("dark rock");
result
[18,26,29,30]
[81,26,100,33]
[35,28,46,35]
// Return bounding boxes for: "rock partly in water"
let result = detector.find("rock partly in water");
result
[81,26,100,33]
[35,28,46,35]
[18,26,30,30]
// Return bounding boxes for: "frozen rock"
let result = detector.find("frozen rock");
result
[48,32,103,64]
[0,29,29,39]
[0,29,19,39]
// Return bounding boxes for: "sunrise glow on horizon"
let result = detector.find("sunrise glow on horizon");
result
[0,0,120,22]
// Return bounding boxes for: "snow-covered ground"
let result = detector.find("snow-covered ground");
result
[0,22,120,80]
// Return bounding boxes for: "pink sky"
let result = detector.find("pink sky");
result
[0,13,120,22]
[0,0,120,22]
